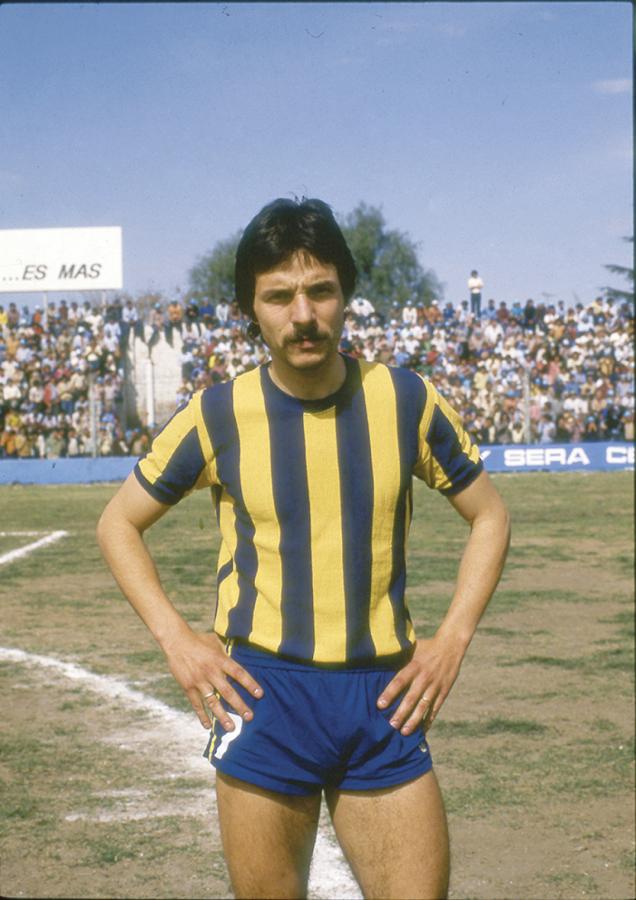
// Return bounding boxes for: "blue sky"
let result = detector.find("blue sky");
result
[0,2,632,309]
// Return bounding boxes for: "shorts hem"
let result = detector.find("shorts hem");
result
[335,756,433,792]
[211,758,322,797]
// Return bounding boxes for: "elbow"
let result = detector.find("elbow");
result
[96,494,146,556]
[475,497,511,547]
[96,499,123,556]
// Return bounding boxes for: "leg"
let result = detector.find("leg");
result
[215,771,322,899]
[325,770,449,900]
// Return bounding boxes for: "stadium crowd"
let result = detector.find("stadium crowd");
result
[0,289,633,459]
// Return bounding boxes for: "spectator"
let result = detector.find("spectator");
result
[147,303,164,351]
[121,298,141,345]
[45,427,66,459]
[166,299,184,345]
[582,415,601,442]
[198,297,215,318]
[401,300,417,326]
[523,298,537,332]
[215,297,231,324]
[554,414,572,443]
[349,296,375,321]
[509,420,526,444]
[468,270,483,318]
[1,288,632,460]
[483,299,497,321]
[6,303,20,328]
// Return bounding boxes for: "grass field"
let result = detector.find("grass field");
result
[1,472,634,899]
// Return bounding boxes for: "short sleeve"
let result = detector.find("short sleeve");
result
[413,379,483,495]
[134,390,217,505]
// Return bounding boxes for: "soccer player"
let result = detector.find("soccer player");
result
[97,198,510,900]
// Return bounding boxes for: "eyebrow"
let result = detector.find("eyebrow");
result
[307,279,339,293]
[260,278,340,299]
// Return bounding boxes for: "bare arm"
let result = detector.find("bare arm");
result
[96,473,262,731]
[377,469,510,734]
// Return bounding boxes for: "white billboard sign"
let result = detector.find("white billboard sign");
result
[0,226,122,293]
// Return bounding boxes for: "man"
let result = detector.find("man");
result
[215,296,231,325]
[483,298,497,321]
[97,198,510,900]
[442,301,456,325]
[496,300,510,325]
[467,269,483,318]
[166,298,184,345]
[349,295,375,322]
[401,299,417,326]
[520,299,534,333]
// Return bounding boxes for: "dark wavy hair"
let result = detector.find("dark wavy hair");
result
[235,198,357,319]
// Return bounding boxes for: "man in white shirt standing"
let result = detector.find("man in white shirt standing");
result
[468,269,483,318]
[215,298,231,324]
[349,296,375,321]
[401,299,418,326]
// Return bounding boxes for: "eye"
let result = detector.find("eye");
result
[263,291,291,304]
[310,283,337,299]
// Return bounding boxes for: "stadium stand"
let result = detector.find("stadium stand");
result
[0,292,633,458]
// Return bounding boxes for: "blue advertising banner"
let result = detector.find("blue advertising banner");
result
[0,456,136,486]
[0,443,632,485]
[480,441,634,473]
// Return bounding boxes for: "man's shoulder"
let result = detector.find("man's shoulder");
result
[357,358,430,402]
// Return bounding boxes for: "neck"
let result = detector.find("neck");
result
[268,353,346,400]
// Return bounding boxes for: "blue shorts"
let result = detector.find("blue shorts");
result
[203,641,433,796]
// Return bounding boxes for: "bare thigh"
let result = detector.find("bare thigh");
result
[215,771,322,899]
[325,770,450,900]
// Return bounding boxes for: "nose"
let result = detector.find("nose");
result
[290,292,315,326]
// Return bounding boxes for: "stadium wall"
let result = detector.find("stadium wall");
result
[0,442,632,486]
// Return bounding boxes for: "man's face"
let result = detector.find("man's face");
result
[252,251,344,374]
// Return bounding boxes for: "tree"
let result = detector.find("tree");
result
[602,236,634,304]
[187,206,443,317]
[339,203,443,316]
[188,231,242,303]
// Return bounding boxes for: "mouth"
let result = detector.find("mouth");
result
[289,333,326,348]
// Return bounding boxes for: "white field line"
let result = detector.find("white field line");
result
[0,530,68,566]
[0,646,361,899]
[0,531,46,536]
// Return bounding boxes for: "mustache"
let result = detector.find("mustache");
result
[286,325,328,344]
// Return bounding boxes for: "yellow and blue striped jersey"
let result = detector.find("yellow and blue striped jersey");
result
[134,356,483,664]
